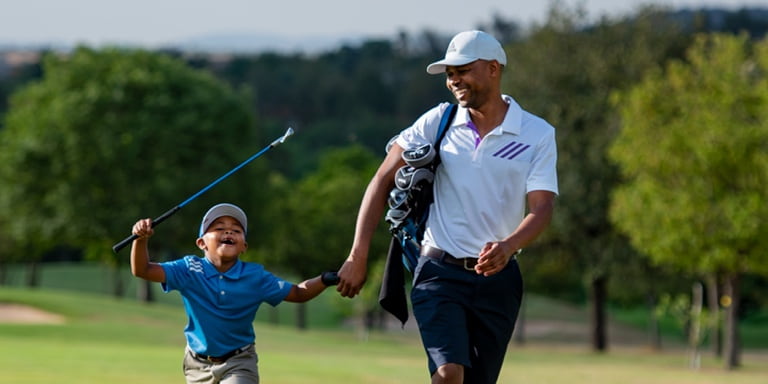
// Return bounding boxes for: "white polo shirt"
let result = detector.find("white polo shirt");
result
[396,95,558,259]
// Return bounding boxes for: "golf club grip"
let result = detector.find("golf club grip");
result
[112,206,181,253]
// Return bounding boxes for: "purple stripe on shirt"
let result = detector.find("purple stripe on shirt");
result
[492,142,518,157]
[467,121,482,148]
[499,143,525,158]
[505,144,530,160]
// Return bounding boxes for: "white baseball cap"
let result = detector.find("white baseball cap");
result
[199,203,248,237]
[426,30,507,75]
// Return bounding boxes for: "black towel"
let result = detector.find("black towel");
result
[378,237,409,327]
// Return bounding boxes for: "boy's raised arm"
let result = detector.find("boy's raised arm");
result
[130,218,166,283]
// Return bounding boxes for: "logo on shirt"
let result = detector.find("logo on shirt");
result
[492,141,530,160]
[186,257,204,274]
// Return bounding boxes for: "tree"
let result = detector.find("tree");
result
[0,46,264,297]
[609,33,768,369]
[266,145,389,329]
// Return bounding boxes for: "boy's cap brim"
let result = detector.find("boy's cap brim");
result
[199,203,248,237]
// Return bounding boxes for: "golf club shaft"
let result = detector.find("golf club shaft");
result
[112,128,294,253]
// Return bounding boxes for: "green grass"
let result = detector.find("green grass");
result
[1,287,767,383]
[8,262,767,346]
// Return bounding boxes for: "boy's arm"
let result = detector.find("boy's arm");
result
[130,218,166,283]
[283,272,339,303]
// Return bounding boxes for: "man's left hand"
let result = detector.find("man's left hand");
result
[475,241,517,276]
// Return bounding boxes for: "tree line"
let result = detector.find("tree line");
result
[0,4,766,370]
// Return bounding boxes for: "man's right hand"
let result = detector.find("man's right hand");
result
[337,143,403,298]
[336,256,367,298]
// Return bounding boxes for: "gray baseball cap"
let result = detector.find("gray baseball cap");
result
[199,203,248,237]
[426,30,507,75]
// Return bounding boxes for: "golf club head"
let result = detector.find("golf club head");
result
[272,127,295,146]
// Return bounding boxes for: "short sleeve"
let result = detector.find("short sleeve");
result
[258,270,294,307]
[160,256,193,293]
[526,125,559,195]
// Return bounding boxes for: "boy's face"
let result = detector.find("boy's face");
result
[196,216,248,261]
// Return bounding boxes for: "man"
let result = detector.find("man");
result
[338,30,558,383]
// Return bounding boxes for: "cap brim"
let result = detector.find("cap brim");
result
[426,56,478,74]
[199,204,248,237]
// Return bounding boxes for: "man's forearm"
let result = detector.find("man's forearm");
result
[504,192,555,252]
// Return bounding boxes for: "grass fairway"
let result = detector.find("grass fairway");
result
[1,287,766,383]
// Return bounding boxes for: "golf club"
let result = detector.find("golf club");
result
[112,127,295,253]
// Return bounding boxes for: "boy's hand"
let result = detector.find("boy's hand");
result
[132,219,154,239]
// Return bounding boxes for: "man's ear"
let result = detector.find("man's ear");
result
[196,237,206,250]
[489,60,503,77]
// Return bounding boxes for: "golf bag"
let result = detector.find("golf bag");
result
[379,104,457,325]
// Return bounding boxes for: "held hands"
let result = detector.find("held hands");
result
[132,219,154,239]
[476,241,519,277]
[336,257,367,298]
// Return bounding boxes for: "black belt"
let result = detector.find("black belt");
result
[421,245,478,271]
[192,344,251,364]
[421,245,521,271]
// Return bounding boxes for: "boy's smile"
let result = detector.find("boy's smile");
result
[197,216,248,271]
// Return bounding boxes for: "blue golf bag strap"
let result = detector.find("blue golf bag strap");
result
[432,103,458,169]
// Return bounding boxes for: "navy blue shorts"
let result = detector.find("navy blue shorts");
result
[410,255,523,383]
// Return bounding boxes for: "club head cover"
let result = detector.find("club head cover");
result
[402,143,436,168]
[395,166,434,191]
[387,188,410,210]
[385,207,409,228]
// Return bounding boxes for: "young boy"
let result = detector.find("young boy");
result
[130,202,338,384]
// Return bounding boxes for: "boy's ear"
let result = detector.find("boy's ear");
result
[196,237,206,250]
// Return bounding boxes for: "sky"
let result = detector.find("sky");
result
[1,0,765,50]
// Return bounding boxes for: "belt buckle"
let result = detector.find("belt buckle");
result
[463,258,475,271]
[206,355,223,363]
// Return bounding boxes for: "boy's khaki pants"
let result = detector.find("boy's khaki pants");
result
[183,345,259,384]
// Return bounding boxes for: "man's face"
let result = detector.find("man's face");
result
[444,60,496,109]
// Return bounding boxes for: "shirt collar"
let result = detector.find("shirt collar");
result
[202,256,243,279]
[500,94,523,135]
[452,94,523,135]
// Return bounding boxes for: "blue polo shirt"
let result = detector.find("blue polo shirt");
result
[161,255,293,356]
